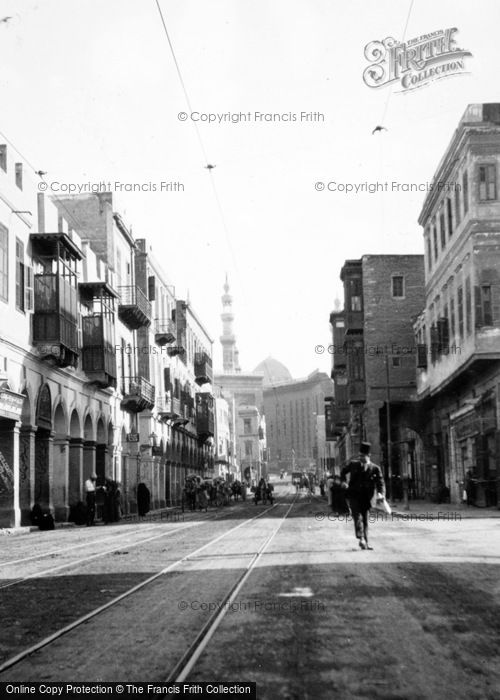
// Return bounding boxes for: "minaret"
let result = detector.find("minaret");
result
[220,275,241,373]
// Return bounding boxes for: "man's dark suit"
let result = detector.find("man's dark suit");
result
[341,459,385,547]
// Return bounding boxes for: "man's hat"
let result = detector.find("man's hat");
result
[359,442,371,455]
[90,473,97,480]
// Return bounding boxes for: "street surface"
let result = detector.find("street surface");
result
[1,482,499,699]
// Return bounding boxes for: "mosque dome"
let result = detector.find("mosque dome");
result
[253,356,293,386]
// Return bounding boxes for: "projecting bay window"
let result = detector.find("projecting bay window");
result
[30,233,82,368]
[479,164,497,201]
[80,282,118,389]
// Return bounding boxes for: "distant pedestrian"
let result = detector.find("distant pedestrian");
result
[84,473,97,526]
[341,442,385,550]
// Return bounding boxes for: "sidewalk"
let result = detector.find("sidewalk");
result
[390,499,500,519]
[0,504,185,536]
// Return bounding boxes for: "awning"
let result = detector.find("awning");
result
[30,233,83,260]
[79,281,119,299]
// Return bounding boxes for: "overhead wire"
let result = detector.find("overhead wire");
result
[153,0,288,447]
[379,0,415,126]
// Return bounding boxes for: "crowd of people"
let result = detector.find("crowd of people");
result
[182,476,253,511]
[30,472,275,530]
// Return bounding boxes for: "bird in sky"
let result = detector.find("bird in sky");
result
[0,16,12,23]
[372,125,388,135]
[204,164,216,170]
[35,170,47,176]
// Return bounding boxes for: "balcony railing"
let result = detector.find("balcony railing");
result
[154,319,176,346]
[121,376,155,412]
[156,395,181,420]
[32,273,79,367]
[194,351,213,386]
[167,345,185,357]
[118,286,152,330]
[81,314,117,388]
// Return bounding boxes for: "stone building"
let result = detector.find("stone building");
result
[0,157,215,526]
[331,255,425,495]
[263,370,333,475]
[414,103,500,506]
[214,277,266,483]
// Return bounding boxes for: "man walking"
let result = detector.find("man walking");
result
[84,473,97,526]
[341,442,385,550]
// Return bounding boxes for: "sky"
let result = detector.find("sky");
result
[0,0,498,378]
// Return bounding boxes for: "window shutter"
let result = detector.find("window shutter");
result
[430,324,439,363]
[148,275,156,301]
[25,266,34,311]
[438,317,449,351]
[417,344,428,369]
[474,286,482,328]
[163,367,171,393]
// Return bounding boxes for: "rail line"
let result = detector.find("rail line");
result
[0,500,279,675]
[0,502,249,589]
[167,494,297,683]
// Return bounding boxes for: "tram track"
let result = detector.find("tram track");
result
[0,500,281,676]
[167,494,297,683]
[0,503,243,591]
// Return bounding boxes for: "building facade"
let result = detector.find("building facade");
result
[414,103,500,506]
[263,370,333,475]
[331,255,425,495]
[0,161,216,526]
[214,278,266,483]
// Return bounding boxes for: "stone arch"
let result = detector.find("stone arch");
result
[96,417,108,483]
[34,384,52,508]
[96,417,106,444]
[70,410,81,439]
[36,384,52,431]
[20,384,34,427]
[83,414,94,442]
[107,422,114,447]
[52,401,69,520]
[19,388,34,524]
[68,409,83,509]
[53,402,67,439]
[82,414,96,487]
[118,426,129,509]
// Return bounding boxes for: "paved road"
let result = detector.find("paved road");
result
[1,484,499,700]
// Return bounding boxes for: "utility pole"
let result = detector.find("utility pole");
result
[385,354,392,500]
